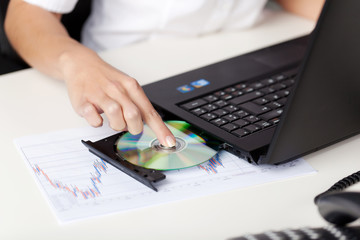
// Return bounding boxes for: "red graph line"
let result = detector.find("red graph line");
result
[33,159,108,199]
[198,154,223,174]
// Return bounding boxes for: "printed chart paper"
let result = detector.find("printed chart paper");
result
[14,126,316,223]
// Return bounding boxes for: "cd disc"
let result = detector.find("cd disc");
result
[115,120,217,170]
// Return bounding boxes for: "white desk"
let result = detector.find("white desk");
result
[1,9,360,240]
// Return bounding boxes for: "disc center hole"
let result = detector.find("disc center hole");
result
[151,137,186,153]
[159,144,176,150]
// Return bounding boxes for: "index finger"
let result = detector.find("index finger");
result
[125,80,176,147]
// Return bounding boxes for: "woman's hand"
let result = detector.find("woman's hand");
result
[5,0,175,147]
[61,47,176,147]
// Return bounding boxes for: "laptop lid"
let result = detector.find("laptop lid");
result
[263,0,360,164]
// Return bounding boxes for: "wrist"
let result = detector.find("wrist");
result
[58,44,100,83]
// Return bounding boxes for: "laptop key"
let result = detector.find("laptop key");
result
[214,91,226,97]
[201,113,218,121]
[212,109,228,117]
[223,105,239,113]
[192,108,207,116]
[202,104,218,112]
[181,99,207,110]
[211,118,228,126]
[244,124,261,133]
[233,119,249,127]
[255,120,272,128]
[214,100,228,108]
[265,101,283,109]
[277,89,291,98]
[239,102,271,115]
[223,114,239,122]
[261,78,276,86]
[253,97,269,105]
[203,95,218,103]
[224,87,236,93]
[260,86,276,94]
[221,123,239,132]
[250,82,264,89]
[220,94,233,100]
[264,93,280,101]
[259,109,283,121]
[235,83,247,89]
[269,117,280,124]
[273,74,287,82]
[272,83,287,91]
[232,129,249,137]
[231,90,243,97]
[234,110,249,118]
[244,115,260,123]
[229,91,263,105]
[243,87,254,93]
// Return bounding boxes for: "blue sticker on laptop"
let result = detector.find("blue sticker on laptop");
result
[177,85,194,93]
[191,79,210,88]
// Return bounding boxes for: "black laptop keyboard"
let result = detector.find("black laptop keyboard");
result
[180,68,297,138]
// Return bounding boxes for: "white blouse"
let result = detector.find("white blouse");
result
[24,0,267,52]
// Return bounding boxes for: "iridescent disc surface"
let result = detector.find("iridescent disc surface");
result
[116,121,217,170]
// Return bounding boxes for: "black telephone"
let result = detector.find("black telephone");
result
[230,171,360,240]
[315,171,360,226]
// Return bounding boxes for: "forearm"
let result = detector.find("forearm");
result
[4,0,95,80]
[4,0,183,147]
[276,0,325,21]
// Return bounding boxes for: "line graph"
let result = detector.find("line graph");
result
[198,154,224,174]
[32,159,108,199]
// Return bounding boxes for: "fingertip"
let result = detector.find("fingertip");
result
[151,121,176,147]
[89,116,103,127]
[79,103,103,127]
[109,122,125,132]
[165,135,176,147]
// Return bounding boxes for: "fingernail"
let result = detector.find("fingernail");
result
[166,136,176,147]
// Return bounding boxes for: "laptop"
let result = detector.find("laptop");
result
[142,0,360,165]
